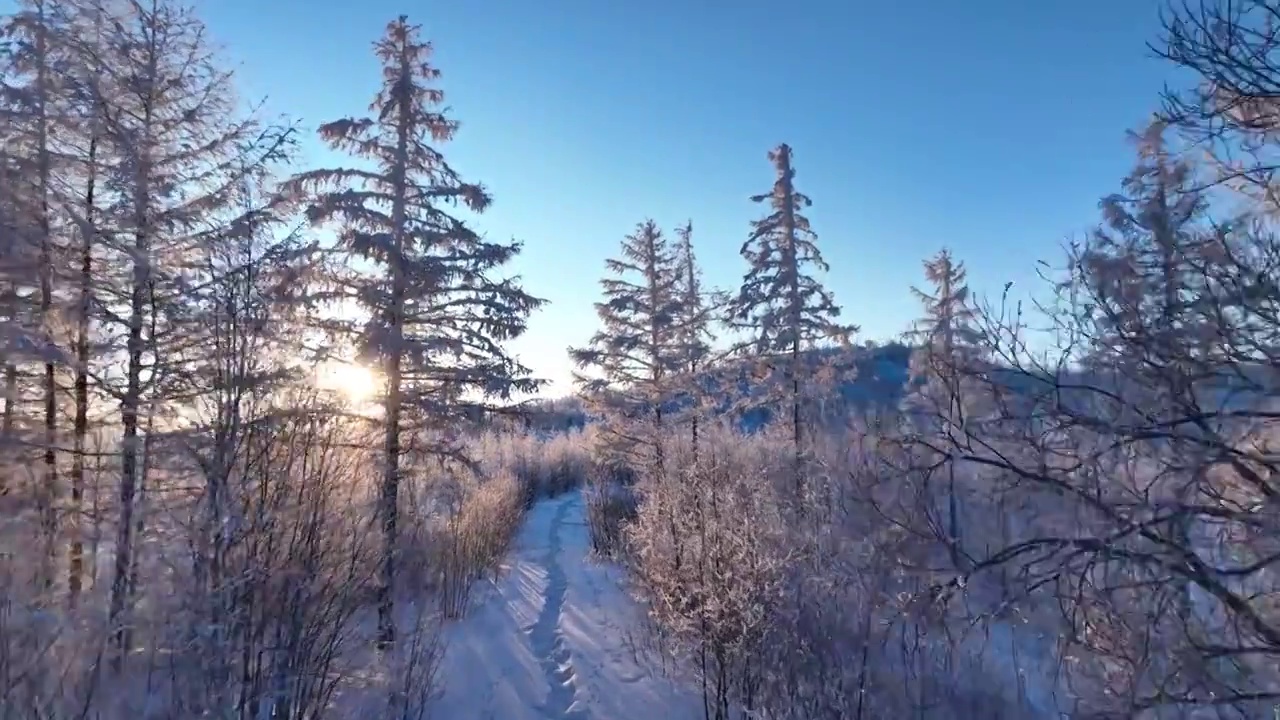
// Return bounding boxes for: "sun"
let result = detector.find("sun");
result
[316,361,381,404]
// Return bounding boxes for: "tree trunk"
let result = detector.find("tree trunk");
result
[124,400,156,651]
[376,42,413,651]
[70,134,97,605]
[109,260,144,668]
[109,30,161,665]
[33,0,58,592]
[109,254,145,667]
[109,141,153,669]
[378,349,402,649]
[940,267,964,570]
[1,362,14,495]
[690,413,699,466]
[779,146,805,504]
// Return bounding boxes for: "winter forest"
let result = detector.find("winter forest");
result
[5,0,1280,719]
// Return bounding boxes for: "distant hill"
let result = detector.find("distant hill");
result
[519,342,917,435]
[515,344,1280,440]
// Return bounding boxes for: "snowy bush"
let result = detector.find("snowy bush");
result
[599,419,1066,720]
[0,417,550,719]
[432,470,525,619]
[585,477,638,556]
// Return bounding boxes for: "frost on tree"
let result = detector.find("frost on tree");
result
[1072,117,1217,630]
[673,222,714,376]
[1,0,67,585]
[76,0,282,664]
[0,88,42,491]
[289,15,542,648]
[570,219,684,474]
[728,143,854,495]
[901,248,984,571]
[902,248,984,414]
[1076,118,1210,372]
[671,221,716,456]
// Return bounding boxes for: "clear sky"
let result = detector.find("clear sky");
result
[204,0,1175,396]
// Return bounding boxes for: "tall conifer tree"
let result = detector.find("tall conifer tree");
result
[289,16,542,647]
[728,143,854,498]
[570,219,683,474]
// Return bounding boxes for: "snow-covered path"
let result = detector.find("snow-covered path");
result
[433,490,702,719]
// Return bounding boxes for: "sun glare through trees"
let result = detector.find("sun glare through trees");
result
[316,360,381,406]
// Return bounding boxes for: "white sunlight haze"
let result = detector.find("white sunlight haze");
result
[315,360,381,405]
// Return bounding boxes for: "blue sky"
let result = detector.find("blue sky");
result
[204,0,1175,396]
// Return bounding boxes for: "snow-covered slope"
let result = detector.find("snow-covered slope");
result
[433,491,702,719]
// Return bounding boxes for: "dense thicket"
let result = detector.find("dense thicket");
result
[0,4,542,718]
[583,3,1280,718]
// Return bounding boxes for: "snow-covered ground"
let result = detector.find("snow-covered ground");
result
[433,490,702,719]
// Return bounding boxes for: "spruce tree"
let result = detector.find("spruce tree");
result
[289,15,542,648]
[672,220,714,458]
[58,1,108,603]
[0,119,39,496]
[1076,118,1211,619]
[1080,118,1209,369]
[570,219,683,474]
[728,143,854,498]
[904,248,983,396]
[902,248,982,570]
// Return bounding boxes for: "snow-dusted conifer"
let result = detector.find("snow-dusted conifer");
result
[176,151,311,710]
[728,143,854,496]
[570,219,684,473]
[1078,118,1210,369]
[0,122,39,490]
[672,220,715,456]
[288,16,543,648]
[56,0,108,603]
[903,248,983,397]
[1073,118,1213,622]
[902,247,983,570]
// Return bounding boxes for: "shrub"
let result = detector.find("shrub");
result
[585,478,637,557]
[609,420,1053,719]
[434,471,525,618]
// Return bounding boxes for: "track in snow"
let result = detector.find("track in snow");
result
[527,497,585,718]
[433,491,701,720]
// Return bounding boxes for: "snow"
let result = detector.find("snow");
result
[433,490,702,719]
